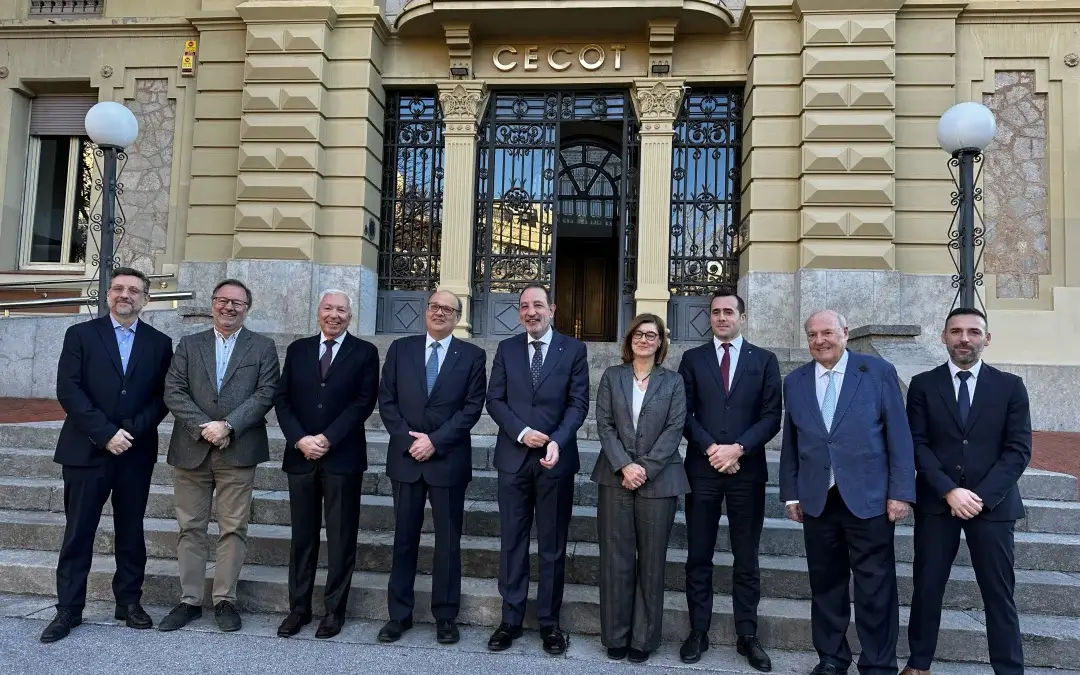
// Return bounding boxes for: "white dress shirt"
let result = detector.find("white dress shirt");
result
[214,326,242,392]
[787,349,849,506]
[425,333,453,374]
[632,380,647,431]
[948,358,982,406]
[518,327,554,443]
[319,330,347,364]
[713,334,744,390]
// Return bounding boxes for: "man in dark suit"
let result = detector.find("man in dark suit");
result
[779,309,915,675]
[40,267,174,643]
[901,307,1030,675]
[375,289,487,645]
[677,289,782,670]
[273,289,379,639]
[485,283,589,655]
[160,278,280,633]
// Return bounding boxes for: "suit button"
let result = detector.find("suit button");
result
[120,390,127,395]
[956,465,962,471]
[962,439,969,445]
[321,383,326,387]
[317,404,323,409]
[725,406,731,410]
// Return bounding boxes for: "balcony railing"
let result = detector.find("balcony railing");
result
[29,0,104,16]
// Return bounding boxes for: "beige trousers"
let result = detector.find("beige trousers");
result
[172,451,256,606]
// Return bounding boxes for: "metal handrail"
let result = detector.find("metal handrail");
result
[1,291,194,315]
[0,273,174,289]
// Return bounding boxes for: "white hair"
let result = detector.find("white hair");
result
[804,309,847,333]
[318,288,354,312]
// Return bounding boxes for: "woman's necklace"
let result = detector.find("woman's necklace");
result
[633,368,652,390]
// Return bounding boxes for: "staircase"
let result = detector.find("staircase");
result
[0,336,1078,668]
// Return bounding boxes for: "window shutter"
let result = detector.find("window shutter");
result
[28,95,99,136]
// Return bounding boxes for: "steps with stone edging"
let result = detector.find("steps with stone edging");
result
[0,420,1078,668]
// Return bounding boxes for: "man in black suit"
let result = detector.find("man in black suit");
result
[902,307,1030,675]
[273,289,379,639]
[486,283,589,655]
[677,289,782,670]
[40,267,174,643]
[375,289,487,645]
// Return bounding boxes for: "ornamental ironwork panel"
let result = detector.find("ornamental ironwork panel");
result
[668,87,743,342]
[377,92,445,334]
[620,112,640,335]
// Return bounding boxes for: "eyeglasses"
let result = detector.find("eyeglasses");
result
[109,285,145,296]
[212,297,248,309]
[427,303,460,316]
[632,331,659,342]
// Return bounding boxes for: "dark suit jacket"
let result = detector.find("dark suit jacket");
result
[378,334,487,487]
[164,327,280,470]
[779,350,916,519]
[54,316,173,467]
[907,362,1031,521]
[678,339,783,482]
[592,364,690,499]
[274,333,379,476]
[486,331,589,478]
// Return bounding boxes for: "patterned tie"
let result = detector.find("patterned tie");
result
[426,342,441,394]
[320,339,335,380]
[957,370,972,426]
[530,340,544,389]
[821,370,838,432]
[720,342,732,394]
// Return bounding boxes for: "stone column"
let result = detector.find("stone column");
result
[631,79,684,319]
[437,81,488,337]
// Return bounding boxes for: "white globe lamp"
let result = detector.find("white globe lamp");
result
[84,101,139,149]
[936,101,996,156]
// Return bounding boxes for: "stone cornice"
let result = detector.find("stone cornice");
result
[0,17,196,39]
[960,0,1080,21]
[235,0,338,25]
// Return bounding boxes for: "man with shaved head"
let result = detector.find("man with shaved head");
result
[778,309,915,675]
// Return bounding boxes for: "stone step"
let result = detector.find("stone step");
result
[2,509,1079,618]
[3,479,1079,573]
[0,548,1076,669]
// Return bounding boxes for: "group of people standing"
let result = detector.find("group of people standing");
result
[39,266,1031,675]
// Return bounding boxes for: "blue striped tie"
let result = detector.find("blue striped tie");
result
[426,342,440,394]
[821,370,837,432]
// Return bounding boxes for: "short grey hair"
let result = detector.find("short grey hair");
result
[430,288,463,312]
[804,309,847,333]
[318,288,354,312]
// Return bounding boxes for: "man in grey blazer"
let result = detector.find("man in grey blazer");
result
[159,278,280,633]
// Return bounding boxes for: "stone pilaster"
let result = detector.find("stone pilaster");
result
[631,79,684,319]
[436,81,488,337]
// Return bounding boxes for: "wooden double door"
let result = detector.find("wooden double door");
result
[553,236,619,342]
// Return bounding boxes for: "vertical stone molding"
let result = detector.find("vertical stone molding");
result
[631,79,684,319]
[437,81,488,335]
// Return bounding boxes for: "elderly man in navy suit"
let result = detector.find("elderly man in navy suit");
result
[376,289,487,645]
[779,310,915,675]
[485,283,589,655]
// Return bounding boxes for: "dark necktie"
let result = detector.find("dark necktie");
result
[720,342,732,394]
[320,339,335,380]
[530,340,544,389]
[426,342,441,394]
[957,370,972,425]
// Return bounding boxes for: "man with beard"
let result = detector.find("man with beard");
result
[40,267,174,643]
[901,307,1030,675]
[160,278,280,633]
[274,289,379,639]
[485,283,589,655]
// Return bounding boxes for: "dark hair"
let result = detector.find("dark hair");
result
[621,313,670,365]
[213,278,253,308]
[519,283,552,306]
[110,266,149,294]
[945,306,988,328]
[711,287,746,315]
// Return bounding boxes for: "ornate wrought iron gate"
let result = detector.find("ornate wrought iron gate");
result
[471,90,638,337]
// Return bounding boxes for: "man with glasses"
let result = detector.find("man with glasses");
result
[160,279,280,633]
[376,290,486,645]
[41,267,174,643]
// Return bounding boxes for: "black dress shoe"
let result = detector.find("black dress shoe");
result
[737,635,772,672]
[436,618,459,644]
[40,609,81,643]
[377,618,413,643]
[606,646,628,660]
[277,611,311,637]
[628,648,650,663]
[810,663,848,675]
[115,603,153,629]
[680,629,709,664]
[315,614,343,639]
[157,602,202,632]
[487,622,523,651]
[214,601,242,632]
[540,626,567,655]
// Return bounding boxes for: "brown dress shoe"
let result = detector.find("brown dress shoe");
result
[899,668,930,675]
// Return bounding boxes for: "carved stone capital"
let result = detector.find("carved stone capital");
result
[632,79,685,123]
[437,81,488,124]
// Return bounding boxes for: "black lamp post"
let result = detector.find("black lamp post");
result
[83,101,139,316]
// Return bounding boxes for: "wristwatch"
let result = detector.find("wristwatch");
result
[224,420,233,434]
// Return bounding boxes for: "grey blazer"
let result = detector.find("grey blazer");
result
[591,363,690,498]
[163,327,280,470]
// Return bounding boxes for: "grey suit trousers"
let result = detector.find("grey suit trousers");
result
[597,484,678,652]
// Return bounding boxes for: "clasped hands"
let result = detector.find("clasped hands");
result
[199,420,232,450]
[297,434,331,460]
[522,430,560,469]
[106,429,134,455]
[946,487,983,520]
[707,443,743,474]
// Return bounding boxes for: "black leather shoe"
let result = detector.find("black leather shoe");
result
[214,601,241,632]
[277,611,311,637]
[606,646,628,660]
[157,602,202,632]
[628,648,650,663]
[315,615,342,639]
[377,618,413,643]
[40,609,81,643]
[810,663,847,675]
[487,622,523,651]
[436,618,459,644]
[737,635,772,672]
[115,603,153,629]
[540,626,567,655]
[680,629,709,664]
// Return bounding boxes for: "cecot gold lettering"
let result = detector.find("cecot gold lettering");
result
[579,44,604,71]
[547,46,573,71]
[524,46,539,71]
[493,45,518,72]
[612,44,625,70]
[492,44,624,72]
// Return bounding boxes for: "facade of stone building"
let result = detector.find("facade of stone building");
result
[0,0,1077,365]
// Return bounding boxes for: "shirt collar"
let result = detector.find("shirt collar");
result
[948,359,982,380]
[529,327,553,345]
[321,330,348,345]
[111,316,138,332]
[815,349,850,379]
[426,333,453,350]
[713,334,743,352]
[215,326,242,343]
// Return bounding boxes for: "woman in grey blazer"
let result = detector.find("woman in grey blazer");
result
[591,313,690,663]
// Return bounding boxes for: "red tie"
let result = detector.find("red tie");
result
[720,342,731,394]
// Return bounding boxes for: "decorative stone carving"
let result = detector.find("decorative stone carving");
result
[438,83,486,122]
[101,65,113,78]
[1065,53,1079,67]
[633,80,683,120]
[0,67,8,79]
